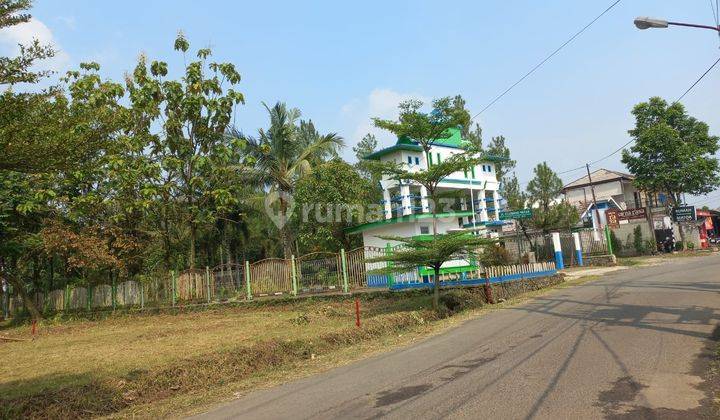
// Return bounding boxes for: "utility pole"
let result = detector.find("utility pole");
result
[586,164,602,229]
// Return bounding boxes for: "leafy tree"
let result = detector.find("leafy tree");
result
[622,97,720,202]
[246,102,343,258]
[366,232,493,310]
[294,160,372,252]
[526,162,579,233]
[451,95,482,149]
[125,34,247,268]
[622,97,719,242]
[0,0,55,85]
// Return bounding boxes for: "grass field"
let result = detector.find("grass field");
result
[1,273,580,419]
[1,291,464,418]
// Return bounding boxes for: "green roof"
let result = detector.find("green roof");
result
[363,126,508,162]
[345,211,473,234]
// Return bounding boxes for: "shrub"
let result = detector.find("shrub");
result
[633,226,645,255]
[609,230,622,253]
[480,244,511,266]
[439,289,483,313]
[687,241,695,250]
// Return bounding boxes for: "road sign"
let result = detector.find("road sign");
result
[499,208,532,220]
[672,206,696,222]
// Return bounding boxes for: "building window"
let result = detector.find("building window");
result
[428,153,433,166]
[633,191,641,208]
[436,152,441,163]
[488,165,493,172]
[420,225,430,234]
[470,165,475,178]
[415,157,420,165]
[407,156,412,165]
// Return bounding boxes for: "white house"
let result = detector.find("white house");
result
[347,127,507,250]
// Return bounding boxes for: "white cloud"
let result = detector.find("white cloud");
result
[0,17,70,74]
[340,88,428,161]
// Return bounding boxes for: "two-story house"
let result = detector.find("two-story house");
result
[561,168,668,227]
[347,127,507,249]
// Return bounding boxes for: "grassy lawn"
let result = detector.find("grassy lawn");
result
[1,275,575,419]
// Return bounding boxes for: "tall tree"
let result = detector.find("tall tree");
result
[526,162,578,233]
[486,135,516,181]
[247,102,343,258]
[622,97,720,205]
[452,95,482,149]
[125,34,246,268]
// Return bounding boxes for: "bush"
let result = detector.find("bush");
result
[609,230,622,253]
[633,226,645,255]
[687,241,695,250]
[480,244,511,266]
[439,289,484,313]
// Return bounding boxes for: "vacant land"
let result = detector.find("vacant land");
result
[1,274,574,419]
[1,290,474,418]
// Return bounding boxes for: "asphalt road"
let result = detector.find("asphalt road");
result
[196,255,720,419]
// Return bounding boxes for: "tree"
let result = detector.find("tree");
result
[366,232,493,310]
[125,34,247,268]
[294,160,372,252]
[526,162,578,233]
[451,95,482,150]
[0,0,55,86]
[246,102,343,258]
[622,97,719,243]
[486,135,516,181]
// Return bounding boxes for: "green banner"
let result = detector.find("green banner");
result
[499,208,532,220]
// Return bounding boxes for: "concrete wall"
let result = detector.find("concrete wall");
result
[361,217,461,249]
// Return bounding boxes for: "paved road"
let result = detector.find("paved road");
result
[196,256,720,419]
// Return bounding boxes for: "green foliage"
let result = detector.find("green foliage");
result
[373,97,470,154]
[294,160,373,252]
[622,97,720,202]
[479,244,511,267]
[609,230,622,253]
[525,162,579,232]
[486,135,516,181]
[633,226,644,255]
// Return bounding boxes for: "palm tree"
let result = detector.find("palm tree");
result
[246,102,344,258]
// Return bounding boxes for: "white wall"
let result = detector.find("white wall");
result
[361,217,462,249]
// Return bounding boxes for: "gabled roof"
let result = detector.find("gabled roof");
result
[562,168,634,192]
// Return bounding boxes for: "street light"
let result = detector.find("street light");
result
[634,16,720,32]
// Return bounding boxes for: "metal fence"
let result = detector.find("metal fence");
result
[3,244,564,317]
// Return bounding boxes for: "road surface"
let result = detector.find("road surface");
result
[196,255,720,419]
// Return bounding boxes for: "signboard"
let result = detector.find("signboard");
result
[672,205,696,223]
[606,208,647,227]
[499,208,532,220]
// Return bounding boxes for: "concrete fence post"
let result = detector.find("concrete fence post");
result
[552,232,564,270]
[291,255,298,296]
[245,261,252,300]
[572,232,583,266]
[340,248,349,293]
[205,266,211,304]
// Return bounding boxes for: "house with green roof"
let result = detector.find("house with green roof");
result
[348,126,508,251]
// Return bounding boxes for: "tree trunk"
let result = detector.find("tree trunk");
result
[6,274,42,320]
[189,225,197,269]
[433,266,440,311]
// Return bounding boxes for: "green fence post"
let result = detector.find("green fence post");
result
[140,283,144,309]
[205,266,211,304]
[291,255,298,296]
[245,261,252,300]
[340,248,349,293]
[385,243,395,288]
[604,225,614,255]
[171,270,177,307]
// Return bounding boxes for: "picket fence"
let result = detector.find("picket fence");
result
[5,248,558,315]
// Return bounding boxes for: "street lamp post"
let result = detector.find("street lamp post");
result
[634,16,720,33]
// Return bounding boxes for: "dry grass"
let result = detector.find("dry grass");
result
[0,275,578,419]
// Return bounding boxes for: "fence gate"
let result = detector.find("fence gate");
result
[212,263,245,300]
[250,258,292,296]
[558,232,578,267]
[578,228,609,256]
[296,252,342,294]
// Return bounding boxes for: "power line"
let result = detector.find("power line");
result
[674,55,720,103]
[471,0,623,119]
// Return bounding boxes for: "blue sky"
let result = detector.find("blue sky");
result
[3,1,720,206]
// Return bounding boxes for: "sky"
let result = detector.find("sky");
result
[2,1,720,207]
